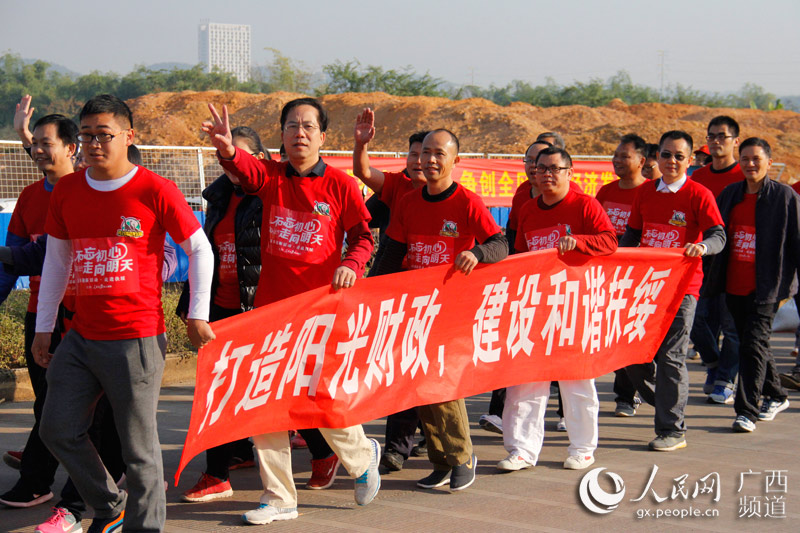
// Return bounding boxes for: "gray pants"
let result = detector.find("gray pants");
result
[40,330,167,532]
[626,295,696,437]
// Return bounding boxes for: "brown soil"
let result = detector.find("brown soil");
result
[129,91,800,181]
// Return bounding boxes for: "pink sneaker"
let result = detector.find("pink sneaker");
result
[36,507,82,533]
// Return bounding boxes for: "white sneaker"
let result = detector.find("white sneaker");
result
[479,414,503,434]
[556,418,567,432]
[497,453,534,471]
[242,504,298,525]
[758,398,789,421]
[354,438,381,506]
[564,455,595,470]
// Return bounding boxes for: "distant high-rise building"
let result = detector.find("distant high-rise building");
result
[198,21,251,82]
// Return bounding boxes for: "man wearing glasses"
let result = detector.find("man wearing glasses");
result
[689,116,743,405]
[32,94,215,532]
[204,97,381,525]
[500,146,616,472]
[621,131,726,452]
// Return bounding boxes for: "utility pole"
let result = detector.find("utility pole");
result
[657,50,665,100]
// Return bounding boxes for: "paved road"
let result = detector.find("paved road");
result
[2,334,799,532]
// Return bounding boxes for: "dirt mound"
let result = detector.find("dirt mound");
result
[129,91,800,181]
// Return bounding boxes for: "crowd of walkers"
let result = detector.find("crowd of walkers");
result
[0,93,799,532]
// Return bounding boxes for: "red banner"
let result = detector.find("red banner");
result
[176,248,696,482]
[321,157,616,207]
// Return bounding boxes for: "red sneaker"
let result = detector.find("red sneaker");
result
[228,457,255,471]
[290,431,308,449]
[306,454,340,490]
[3,450,23,470]
[181,473,233,502]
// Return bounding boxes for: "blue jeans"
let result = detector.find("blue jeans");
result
[690,294,739,387]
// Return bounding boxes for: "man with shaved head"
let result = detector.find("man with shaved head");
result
[373,129,508,492]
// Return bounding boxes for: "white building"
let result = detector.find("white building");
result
[198,21,251,82]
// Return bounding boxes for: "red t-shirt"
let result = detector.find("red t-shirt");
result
[594,180,645,237]
[726,193,757,296]
[8,179,51,313]
[515,190,616,253]
[221,152,371,306]
[508,179,582,232]
[380,170,417,214]
[691,162,744,199]
[387,184,500,270]
[792,181,800,196]
[627,179,724,298]
[45,167,201,340]
[212,194,243,309]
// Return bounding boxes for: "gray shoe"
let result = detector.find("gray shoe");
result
[417,468,451,489]
[450,454,477,491]
[354,438,381,505]
[648,435,686,452]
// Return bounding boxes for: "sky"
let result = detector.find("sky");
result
[1,0,799,96]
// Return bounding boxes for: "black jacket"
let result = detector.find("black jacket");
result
[177,174,262,314]
[705,179,800,304]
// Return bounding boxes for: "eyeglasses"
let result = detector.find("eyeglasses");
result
[659,151,687,162]
[706,133,735,142]
[76,131,128,144]
[283,122,320,133]
[523,157,537,164]
[534,165,571,175]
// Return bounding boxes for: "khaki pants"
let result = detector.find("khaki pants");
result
[253,425,371,508]
[418,399,473,468]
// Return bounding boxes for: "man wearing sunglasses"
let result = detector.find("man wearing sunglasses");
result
[690,116,743,405]
[621,130,725,452]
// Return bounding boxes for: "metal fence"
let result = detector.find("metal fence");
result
[0,140,788,211]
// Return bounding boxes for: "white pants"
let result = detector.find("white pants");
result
[252,425,371,508]
[503,379,599,463]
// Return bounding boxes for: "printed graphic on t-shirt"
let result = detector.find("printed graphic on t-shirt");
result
[440,220,459,237]
[267,204,331,263]
[602,202,632,235]
[216,233,237,283]
[72,237,139,295]
[407,234,453,269]
[732,225,756,263]
[642,222,685,248]
[524,224,569,251]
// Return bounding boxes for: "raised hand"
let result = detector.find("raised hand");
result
[201,103,235,158]
[14,94,34,146]
[354,108,376,146]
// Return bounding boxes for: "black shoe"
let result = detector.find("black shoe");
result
[416,468,451,489]
[410,438,427,457]
[379,451,404,472]
[450,454,477,491]
[0,481,53,508]
[87,510,124,533]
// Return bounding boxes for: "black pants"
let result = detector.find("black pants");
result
[19,311,61,493]
[383,408,420,459]
[727,294,787,423]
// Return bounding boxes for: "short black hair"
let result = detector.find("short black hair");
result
[280,97,328,132]
[659,130,693,153]
[426,128,460,153]
[708,115,740,137]
[231,126,265,155]
[127,144,142,165]
[79,94,133,129]
[644,143,660,160]
[32,114,78,146]
[535,146,573,167]
[619,134,646,157]
[536,131,565,149]
[408,130,429,148]
[524,140,552,155]
[739,137,771,159]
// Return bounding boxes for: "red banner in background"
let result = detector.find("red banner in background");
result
[322,157,616,207]
[176,248,696,482]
